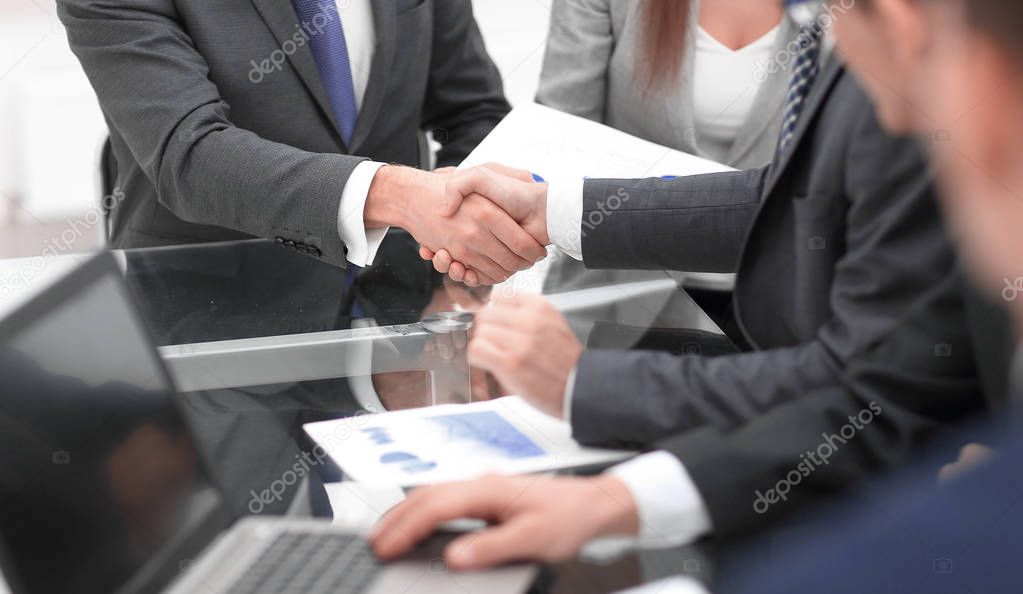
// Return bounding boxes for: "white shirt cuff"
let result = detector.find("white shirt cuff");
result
[608,451,714,547]
[562,365,578,424]
[338,161,389,267]
[546,178,585,260]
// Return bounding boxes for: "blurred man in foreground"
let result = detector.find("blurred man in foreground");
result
[718,0,1023,591]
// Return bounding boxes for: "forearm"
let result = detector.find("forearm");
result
[571,271,981,448]
[654,384,959,540]
[579,168,767,272]
[571,340,841,446]
[156,125,365,265]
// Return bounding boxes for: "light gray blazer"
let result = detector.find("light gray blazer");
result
[537,0,798,169]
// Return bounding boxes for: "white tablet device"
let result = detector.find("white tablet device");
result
[303,396,634,487]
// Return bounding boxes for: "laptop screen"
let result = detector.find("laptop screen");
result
[0,254,229,594]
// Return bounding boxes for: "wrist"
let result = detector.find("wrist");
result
[364,165,411,229]
[535,183,550,245]
[589,475,641,538]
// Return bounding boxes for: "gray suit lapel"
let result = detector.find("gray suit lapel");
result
[250,0,344,144]
[349,0,396,153]
[763,55,843,195]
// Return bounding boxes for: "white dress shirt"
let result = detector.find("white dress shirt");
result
[692,25,780,160]
[332,0,389,267]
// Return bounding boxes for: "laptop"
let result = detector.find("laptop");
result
[0,251,536,594]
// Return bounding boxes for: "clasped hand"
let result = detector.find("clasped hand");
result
[428,163,551,286]
[365,163,548,287]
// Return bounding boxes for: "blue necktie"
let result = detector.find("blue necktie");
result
[292,0,359,145]
[291,0,363,312]
[777,3,822,155]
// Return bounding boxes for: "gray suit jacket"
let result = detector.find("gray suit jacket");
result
[57,0,510,268]
[572,59,984,536]
[536,0,797,169]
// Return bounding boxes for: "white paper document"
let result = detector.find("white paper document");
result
[459,102,734,180]
[303,396,634,487]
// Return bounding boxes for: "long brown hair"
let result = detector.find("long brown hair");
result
[640,0,691,90]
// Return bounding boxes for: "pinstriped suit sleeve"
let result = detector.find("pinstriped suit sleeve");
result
[579,168,769,273]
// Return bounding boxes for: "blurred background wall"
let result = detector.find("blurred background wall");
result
[0,0,552,258]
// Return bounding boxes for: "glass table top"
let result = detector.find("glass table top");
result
[119,236,721,346]
[0,235,727,592]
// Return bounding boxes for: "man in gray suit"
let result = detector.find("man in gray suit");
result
[57,0,545,284]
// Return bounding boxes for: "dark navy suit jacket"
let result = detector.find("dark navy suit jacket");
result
[719,422,1023,594]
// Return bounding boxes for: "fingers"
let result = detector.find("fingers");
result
[479,162,535,184]
[371,479,511,560]
[433,166,457,175]
[466,255,508,286]
[443,259,494,288]
[487,208,547,265]
[436,257,492,289]
[432,249,453,274]
[480,227,536,274]
[468,295,553,391]
[419,246,436,261]
[444,518,542,571]
[446,259,466,283]
[440,184,465,217]
[443,260,489,287]
[445,168,517,216]
[939,443,994,483]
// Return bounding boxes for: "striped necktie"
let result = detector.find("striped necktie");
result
[291,0,359,145]
[777,21,822,155]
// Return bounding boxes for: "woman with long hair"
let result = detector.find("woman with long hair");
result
[539,0,795,167]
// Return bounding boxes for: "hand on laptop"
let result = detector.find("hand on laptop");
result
[938,443,995,483]
[468,294,582,419]
[419,163,550,286]
[364,165,547,286]
[370,473,638,570]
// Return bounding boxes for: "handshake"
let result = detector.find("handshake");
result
[363,163,551,286]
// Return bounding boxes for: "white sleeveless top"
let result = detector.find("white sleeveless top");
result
[691,24,781,161]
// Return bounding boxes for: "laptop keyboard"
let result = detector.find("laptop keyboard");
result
[226,531,382,594]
